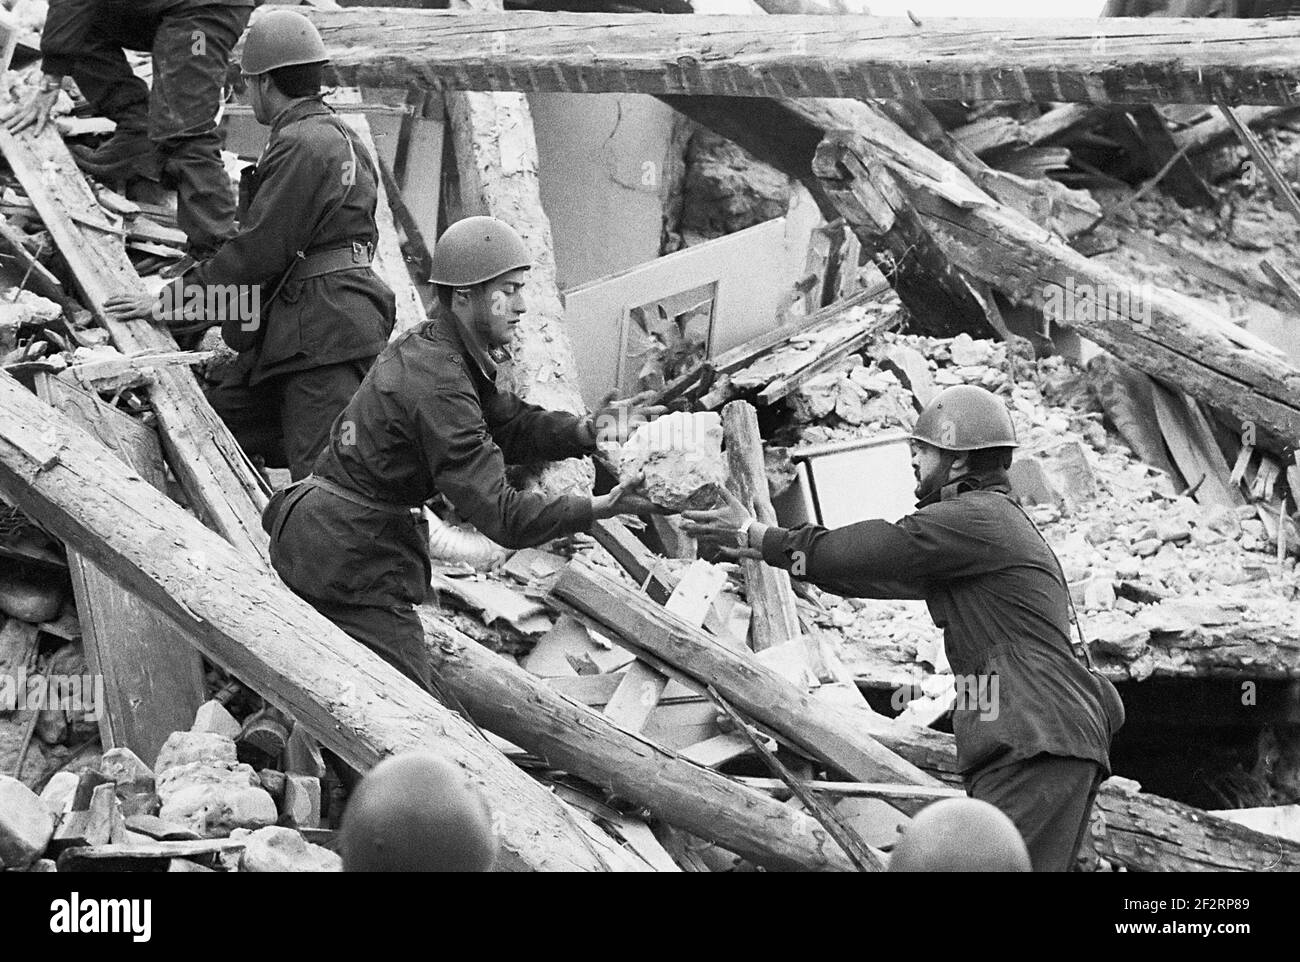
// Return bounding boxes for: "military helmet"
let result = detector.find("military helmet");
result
[340,753,498,872]
[430,216,531,288]
[241,9,328,76]
[889,797,1032,872]
[910,384,1018,452]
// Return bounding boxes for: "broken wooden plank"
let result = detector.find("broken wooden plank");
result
[419,607,854,871]
[1261,258,1300,313]
[590,518,677,605]
[550,559,941,786]
[603,660,668,733]
[722,401,800,653]
[0,126,271,562]
[0,371,615,872]
[36,375,205,766]
[1149,380,1245,510]
[1215,95,1300,229]
[301,10,1300,106]
[1127,105,1216,208]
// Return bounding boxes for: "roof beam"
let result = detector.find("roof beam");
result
[293,10,1300,106]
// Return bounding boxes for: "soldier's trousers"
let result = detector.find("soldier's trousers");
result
[965,753,1104,872]
[206,357,374,482]
[66,1,251,255]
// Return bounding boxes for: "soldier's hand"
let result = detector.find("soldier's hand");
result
[681,486,755,548]
[2,83,61,136]
[591,474,665,520]
[589,390,669,445]
[103,291,161,323]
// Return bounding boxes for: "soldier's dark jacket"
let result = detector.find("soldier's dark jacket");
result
[268,314,597,608]
[164,97,394,385]
[759,470,1119,777]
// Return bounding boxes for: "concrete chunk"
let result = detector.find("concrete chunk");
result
[283,775,321,829]
[191,699,242,740]
[39,771,79,818]
[101,747,155,793]
[619,411,726,512]
[0,775,55,868]
[238,826,341,873]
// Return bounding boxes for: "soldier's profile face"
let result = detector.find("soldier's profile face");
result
[478,269,529,348]
[911,440,945,492]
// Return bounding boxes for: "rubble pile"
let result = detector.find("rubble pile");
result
[0,699,336,872]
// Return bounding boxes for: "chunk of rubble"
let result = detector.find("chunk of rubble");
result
[0,775,54,868]
[618,411,726,511]
[154,732,276,837]
[237,826,341,873]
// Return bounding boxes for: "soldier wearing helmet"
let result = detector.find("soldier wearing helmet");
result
[684,383,1122,871]
[106,9,396,481]
[261,215,661,694]
[3,0,255,260]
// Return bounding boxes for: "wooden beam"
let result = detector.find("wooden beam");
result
[35,375,206,766]
[0,126,271,563]
[1149,381,1245,510]
[0,371,614,872]
[817,129,1300,449]
[550,559,941,786]
[297,11,1300,106]
[722,402,800,652]
[418,607,855,871]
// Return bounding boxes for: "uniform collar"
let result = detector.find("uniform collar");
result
[917,467,1012,508]
[270,97,332,136]
[427,311,497,382]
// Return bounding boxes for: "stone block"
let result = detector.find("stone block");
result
[191,699,242,740]
[0,574,62,623]
[238,826,341,873]
[101,747,155,794]
[619,411,726,512]
[39,771,79,819]
[282,775,321,829]
[0,775,55,868]
[154,730,237,774]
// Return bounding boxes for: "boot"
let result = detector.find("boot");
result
[69,130,160,185]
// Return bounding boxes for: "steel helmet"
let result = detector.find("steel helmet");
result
[240,9,328,76]
[340,753,498,872]
[910,384,1017,452]
[430,216,531,287]
[889,798,1032,872]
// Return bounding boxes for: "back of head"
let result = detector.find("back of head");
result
[888,798,1032,872]
[340,752,499,872]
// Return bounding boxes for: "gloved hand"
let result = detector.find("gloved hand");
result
[582,390,668,446]
[2,77,63,135]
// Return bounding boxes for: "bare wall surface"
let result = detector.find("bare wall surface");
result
[529,93,677,292]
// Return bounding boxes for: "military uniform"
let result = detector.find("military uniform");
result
[168,97,396,479]
[263,315,597,689]
[42,0,255,255]
[757,470,1122,872]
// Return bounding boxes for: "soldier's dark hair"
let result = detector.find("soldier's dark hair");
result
[966,446,1014,472]
[267,62,324,98]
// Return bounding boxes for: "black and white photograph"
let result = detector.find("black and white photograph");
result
[0,0,1293,938]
